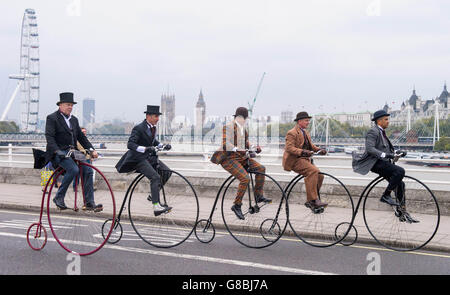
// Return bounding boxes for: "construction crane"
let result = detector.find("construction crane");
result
[248,72,266,118]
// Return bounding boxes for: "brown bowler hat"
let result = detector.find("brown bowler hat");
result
[234,107,249,119]
[294,111,312,122]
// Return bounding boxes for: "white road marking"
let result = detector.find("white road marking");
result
[0,231,337,275]
[2,209,449,259]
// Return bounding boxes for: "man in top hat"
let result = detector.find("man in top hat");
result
[210,107,270,220]
[116,105,173,216]
[352,110,418,223]
[45,92,101,211]
[282,112,328,210]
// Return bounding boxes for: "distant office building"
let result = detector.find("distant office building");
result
[281,110,294,124]
[83,98,95,129]
[161,92,176,135]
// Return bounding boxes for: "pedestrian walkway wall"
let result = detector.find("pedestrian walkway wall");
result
[1,167,448,215]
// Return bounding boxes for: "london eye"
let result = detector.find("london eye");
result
[1,8,40,133]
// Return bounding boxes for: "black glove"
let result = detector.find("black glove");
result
[55,150,66,159]
[385,153,395,159]
[145,146,156,154]
[395,150,407,157]
[163,144,172,151]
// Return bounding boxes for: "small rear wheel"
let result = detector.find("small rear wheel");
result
[102,219,123,244]
[194,219,216,244]
[260,218,282,243]
[335,222,358,246]
[27,223,47,251]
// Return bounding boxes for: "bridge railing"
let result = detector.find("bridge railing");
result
[1,145,450,187]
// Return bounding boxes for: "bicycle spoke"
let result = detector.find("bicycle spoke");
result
[363,176,440,251]
[128,170,199,248]
[286,173,354,247]
[221,172,288,249]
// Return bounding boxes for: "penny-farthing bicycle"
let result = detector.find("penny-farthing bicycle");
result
[102,145,200,248]
[341,152,440,251]
[194,148,289,249]
[284,152,356,248]
[27,149,116,256]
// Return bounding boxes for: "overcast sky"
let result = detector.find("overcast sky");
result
[1,0,450,124]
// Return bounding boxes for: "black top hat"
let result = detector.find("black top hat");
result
[294,112,312,122]
[57,92,77,106]
[372,110,390,121]
[233,107,249,119]
[145,105,162,115]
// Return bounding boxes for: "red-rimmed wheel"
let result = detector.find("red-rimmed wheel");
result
[27,223,47,251]
[46,162,116,256]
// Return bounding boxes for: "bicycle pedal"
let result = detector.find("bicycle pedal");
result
[312,207,325,214]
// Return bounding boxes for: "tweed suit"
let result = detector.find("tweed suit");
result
[211,120,265,205]
[283,124,324,201]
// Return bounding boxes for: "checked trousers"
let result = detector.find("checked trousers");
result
[220,156,266,205]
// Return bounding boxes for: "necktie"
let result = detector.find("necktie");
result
[151,127,156,138]
[381,129,393,150]
[301,129,311,149]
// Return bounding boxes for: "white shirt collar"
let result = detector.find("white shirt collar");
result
[60,112,72,128]
[60,112,72,119]
[235,120,245,136]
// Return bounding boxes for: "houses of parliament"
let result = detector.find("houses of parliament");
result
[159,89,206,135]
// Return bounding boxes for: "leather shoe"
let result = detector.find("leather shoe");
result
[154,204,172,217]
[231,204,245,220]
[255,195,272,204]
[53,197,68,210]
[82,203,103,212]
[305,199,328,209]
[380,194,400,206]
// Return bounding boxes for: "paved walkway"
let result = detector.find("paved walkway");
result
[0,183,448,252]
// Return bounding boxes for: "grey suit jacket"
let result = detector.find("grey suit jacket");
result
[352,126,394,175]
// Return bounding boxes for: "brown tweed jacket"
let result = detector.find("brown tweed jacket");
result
[282,124,320,171]
[210,120,250,165]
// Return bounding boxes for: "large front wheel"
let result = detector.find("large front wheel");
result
[363,175,440,251]
[128,170,199,248]
[221,172,288,249]
[47,162,116,256]
[285,173,355,247]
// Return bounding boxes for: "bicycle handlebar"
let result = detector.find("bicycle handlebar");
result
[147,144,172,155]
[393,150,407,163]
